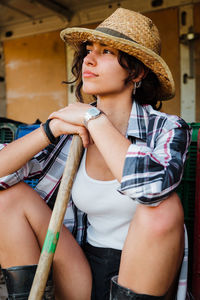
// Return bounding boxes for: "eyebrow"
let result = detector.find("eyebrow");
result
[86,41,108,47]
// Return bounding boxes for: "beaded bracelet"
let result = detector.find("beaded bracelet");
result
[41,119,59,144]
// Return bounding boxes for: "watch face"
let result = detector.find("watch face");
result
[88,107,100,117]
[84,107,101,128]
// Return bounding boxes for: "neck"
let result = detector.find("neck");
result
[96,92,133,135]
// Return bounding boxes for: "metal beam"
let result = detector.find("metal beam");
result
[34,0,73,21]
[0,0,34,20]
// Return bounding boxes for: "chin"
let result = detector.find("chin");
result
[82,87,98,95]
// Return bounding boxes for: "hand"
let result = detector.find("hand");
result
[49,102,92,126]
[49,118,90,148]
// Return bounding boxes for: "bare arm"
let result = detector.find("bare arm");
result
[87,114,131,181]
[0,118,89,178]
[50,103,131,182]
[49,102,191,203]
[0,127,49,178]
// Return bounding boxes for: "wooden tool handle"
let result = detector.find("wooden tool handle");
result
[28,135,83,300]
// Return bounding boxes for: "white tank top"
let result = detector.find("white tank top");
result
[71,150,138,250]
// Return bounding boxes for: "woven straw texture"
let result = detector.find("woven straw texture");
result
[61,8,175,100]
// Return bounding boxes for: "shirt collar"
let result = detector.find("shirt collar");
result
[127,101,149,141]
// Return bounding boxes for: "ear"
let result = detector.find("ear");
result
[133,68,149,82]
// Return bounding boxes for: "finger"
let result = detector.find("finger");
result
[59,121,90,148]
[75,126,90,148]
[48,111,61,119]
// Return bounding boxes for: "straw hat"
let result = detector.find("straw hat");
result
[60,8,175,100]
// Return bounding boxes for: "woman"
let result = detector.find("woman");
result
[0,8,191,300]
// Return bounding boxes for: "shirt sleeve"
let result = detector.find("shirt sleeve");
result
[118,118,191,205]
[0,143,54,190]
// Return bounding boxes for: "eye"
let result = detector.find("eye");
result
[103,48,113,54]
[86,48,92,54]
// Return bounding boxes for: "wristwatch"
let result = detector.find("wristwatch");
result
[84,107,103,129]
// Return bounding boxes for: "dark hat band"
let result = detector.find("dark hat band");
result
[96,27,136,43]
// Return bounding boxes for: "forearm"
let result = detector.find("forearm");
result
[88,114,190,203]
[0,126,49,178]
[87,114,131,182]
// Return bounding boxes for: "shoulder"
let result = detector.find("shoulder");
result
[138,105,191,148]
[144,105,190,132]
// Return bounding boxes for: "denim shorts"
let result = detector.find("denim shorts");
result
[83,243,122,300]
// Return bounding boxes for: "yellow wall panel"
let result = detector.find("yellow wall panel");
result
[3,9,181,122]
[3,31,67,123]
[146,8,180,116]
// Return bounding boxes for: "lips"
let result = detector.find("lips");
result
[82,70,98,78]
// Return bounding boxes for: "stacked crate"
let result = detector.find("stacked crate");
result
[15,123,40,139]
[0,122,18,143]
[192,128,200,298]
[15,123,40,188]
[176,123,200,290]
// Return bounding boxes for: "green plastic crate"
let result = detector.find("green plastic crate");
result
[0,123,18,143]
[177,123,200,216]
[176,122,200,290]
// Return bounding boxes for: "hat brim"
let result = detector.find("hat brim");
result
[60,27,175,101]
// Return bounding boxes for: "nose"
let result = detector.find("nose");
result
[83,52,97,66]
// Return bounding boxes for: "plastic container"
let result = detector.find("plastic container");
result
[177,123,200,218]
[24,178,39,189]
[0,123,18,143]
[15,124,40,188]
[192,128,200,298]
[176,123,200,290]
[15,124,40,139]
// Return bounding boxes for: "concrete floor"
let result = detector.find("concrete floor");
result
[0,270,7,300]
[0,284,7,300]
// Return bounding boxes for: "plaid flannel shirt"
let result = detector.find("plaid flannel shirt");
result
[0,101,191,299]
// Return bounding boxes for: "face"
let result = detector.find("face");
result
[82,42,132,98]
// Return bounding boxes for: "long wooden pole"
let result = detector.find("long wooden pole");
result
[28,135,83,300]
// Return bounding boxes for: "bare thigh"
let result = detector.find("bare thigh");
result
[0,182,92,300]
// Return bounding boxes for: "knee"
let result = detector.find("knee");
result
[133,193,184,239]
[0,182,29,214]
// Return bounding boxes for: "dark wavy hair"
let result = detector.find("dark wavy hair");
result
[64,42,162,110]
